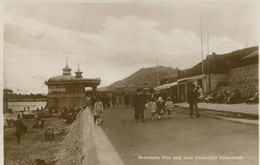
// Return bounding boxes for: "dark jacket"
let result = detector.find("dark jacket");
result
[187,89,198,104]
[15,118,25,134]
[134,93,146,110]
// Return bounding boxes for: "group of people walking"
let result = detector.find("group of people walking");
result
[90,91,131,110]
[134,84,201,122]
[92,84,201,125]
[133,88,174,122]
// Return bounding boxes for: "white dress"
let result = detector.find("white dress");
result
[149,101,157,113]
[165,101,174,111]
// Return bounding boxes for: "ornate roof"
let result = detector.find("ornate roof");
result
[46,62,100,85]
[45,75,101,85]
[47,75,82,82]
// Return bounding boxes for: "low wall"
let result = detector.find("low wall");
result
[82,108,99,165]
[56,107,123,165]
[55,109,98,165]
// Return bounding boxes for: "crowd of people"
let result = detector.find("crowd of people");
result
[89,84,202,124]
[90,91,132,110]
[13,104,83,145]
[133,84,201,122]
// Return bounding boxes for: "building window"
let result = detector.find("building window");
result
[49,85,66,93]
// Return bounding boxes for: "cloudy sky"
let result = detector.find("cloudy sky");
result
[3,1,259,93]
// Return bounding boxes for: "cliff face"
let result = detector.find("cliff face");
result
[104,66,178,90]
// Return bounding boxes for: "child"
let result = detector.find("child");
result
[94,98,104,125]
[165,97,174,119]
[148,98,157,120]
[157,97,165,120]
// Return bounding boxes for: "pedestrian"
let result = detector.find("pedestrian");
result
[49,107,53,117]
[165,97,174,119]
[15,114,26,144]
[157,97,165,120]
[94,97,104,125]
[124,92,130,108]
[134,88,146,122]
[187,84,200,118]
[91,96,96,110]
[116,96,120,107]
[148,98,157,120]
[111,93,117,108]
[101,94,106,109]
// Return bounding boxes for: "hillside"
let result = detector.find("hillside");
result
[103,66,178,90]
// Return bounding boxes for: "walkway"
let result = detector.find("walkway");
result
[101,106,258,165]
[175,102,258,115]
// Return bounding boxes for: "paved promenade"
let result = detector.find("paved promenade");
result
[175,102,258,115]
[100,106,258,165]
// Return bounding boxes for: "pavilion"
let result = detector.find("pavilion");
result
[45,62,101,107]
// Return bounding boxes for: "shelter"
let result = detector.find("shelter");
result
[45,62,101,107]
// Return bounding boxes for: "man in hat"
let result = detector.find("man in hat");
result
[15,114,26,144]
[134,88,146,122]
[187,84,200,118]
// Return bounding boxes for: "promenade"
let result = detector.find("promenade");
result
[175,102,258,115]
[93,106,258,165]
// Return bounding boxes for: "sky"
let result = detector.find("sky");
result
[3,1,259,94]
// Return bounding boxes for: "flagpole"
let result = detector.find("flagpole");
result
[200,11,204,76]
[207,29,209,55]
[156,56,159,84]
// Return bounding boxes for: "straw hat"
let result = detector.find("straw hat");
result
[158,97,164,102]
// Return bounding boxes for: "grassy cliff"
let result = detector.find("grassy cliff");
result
[103,66,178,90]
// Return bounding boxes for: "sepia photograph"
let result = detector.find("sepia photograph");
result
[1,0,259,165]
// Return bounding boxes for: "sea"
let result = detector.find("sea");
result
[3,101,47,123]
[7,101,47,112]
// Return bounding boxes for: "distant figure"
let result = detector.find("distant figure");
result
[94,98,104,125]
[227,88,242,104]
[165,97,174,119]
[197,86,203,97]
[49,107,53,117]
[91,96,96,110]
[116,96,120,107]
[124,92,130,108]
[148,98,157,120]
[119,96,123,105]
[134,88,146,122]
[15,114,26,144]
[111,94,117,108]
[157,97,165,120]
[187,84,200,118]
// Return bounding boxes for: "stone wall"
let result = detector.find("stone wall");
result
[209,74,228,92]
[228,64,258,98]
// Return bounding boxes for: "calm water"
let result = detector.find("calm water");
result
[3,101,46,125]
[7,101,47,112]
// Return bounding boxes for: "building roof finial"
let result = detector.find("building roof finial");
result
[63,57,72,75]
[75,64,83,78]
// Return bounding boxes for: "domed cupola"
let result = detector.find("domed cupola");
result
[62,59,72,75]
[75,64,83,78]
